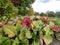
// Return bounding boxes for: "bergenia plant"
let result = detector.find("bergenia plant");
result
[21,17,33,30]
[0,16,60,45]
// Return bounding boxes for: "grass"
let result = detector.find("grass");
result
[49,17,60,28]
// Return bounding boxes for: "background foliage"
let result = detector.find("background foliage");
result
[0,0,35,21]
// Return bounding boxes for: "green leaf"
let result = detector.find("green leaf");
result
[48,30,54,35]
[22,39,29,45]
[49,21,54,28]
[12,37,20,45]
[16,23,21,31]
[44,25,50,31]
[26,30,32,39]
[20,28,27,33]
[0,37,8,44]
[19,32,26,40]
[0,37,11,45]
[0,33,3,39]
[1,39,11,45]
[0,28,4,39]
[43,35,53,45]
[4,25,17,38]
[33,21,43,31]
[43,25,54,35]
[55,32,60,40]
[31,38,40,45]
[44,25,50,34]
[39,31,43,36]
[32,31,37,38]
[0,0,8,8]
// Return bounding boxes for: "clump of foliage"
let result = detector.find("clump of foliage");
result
[0,16,60,45]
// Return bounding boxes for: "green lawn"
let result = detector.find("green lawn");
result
[49,17,60,28]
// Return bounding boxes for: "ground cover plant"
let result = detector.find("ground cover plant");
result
[0,16,60,45]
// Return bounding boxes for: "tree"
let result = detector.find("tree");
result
[11,0,35,15]
[46,11,55,17]
[40,12,45,16]
[0,0,35,21]
[34,12,40,15]
[28,8,34,16]
[55,12,60,18]
[0,0,18,21]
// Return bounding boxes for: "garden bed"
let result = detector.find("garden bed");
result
[0,16,60,45]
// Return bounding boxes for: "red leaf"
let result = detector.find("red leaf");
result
[40,36,44,45]
[46,19,50,25]
[52,25,59,32]
[41,16,50,25]
[0,22,5,28]
[11,0,21,4]
[0,24,3,28]
[21,22,26,27]
[21,17,33,29]
[24,17,32,24]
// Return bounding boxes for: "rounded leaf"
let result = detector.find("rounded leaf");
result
[26,30,32,39]
[43,35,53,45]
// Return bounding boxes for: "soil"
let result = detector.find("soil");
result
[50,39,60,45]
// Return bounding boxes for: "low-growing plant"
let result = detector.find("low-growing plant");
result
[0,16,60,45]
